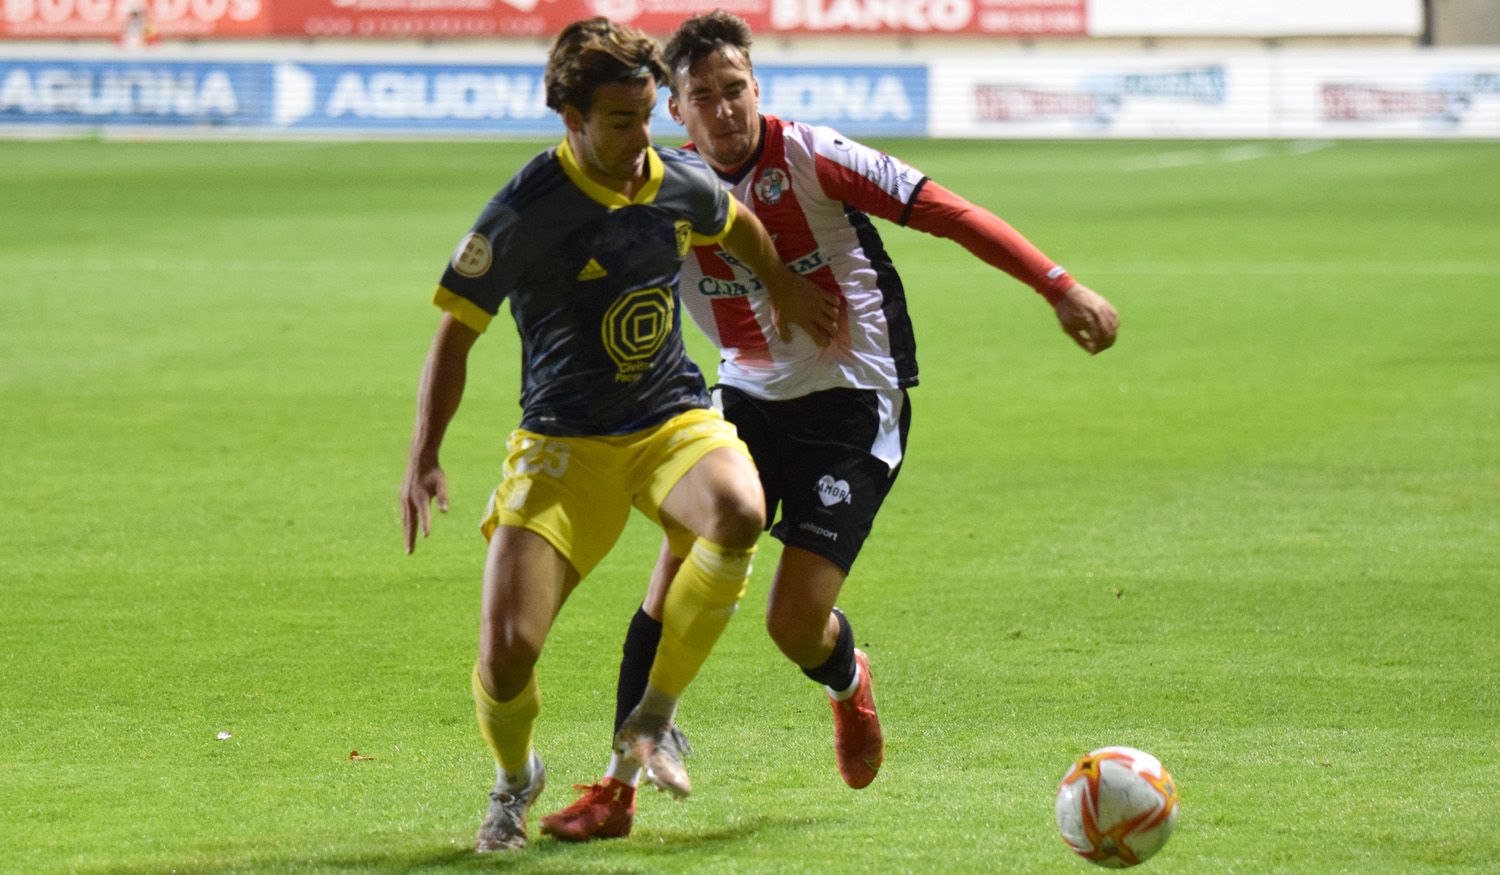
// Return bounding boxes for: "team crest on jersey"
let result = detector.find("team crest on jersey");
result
[452,232,491,278]
[754,168,790,205]
[674,220,692,258]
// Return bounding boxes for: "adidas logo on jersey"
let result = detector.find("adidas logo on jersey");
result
[577,258,608,281]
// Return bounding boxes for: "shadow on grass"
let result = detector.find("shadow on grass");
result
[85,813,817,874]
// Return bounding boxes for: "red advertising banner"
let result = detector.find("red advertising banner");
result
[275,0,568,40]
[1,0,271,39]
[0,0,1083,39]
[269,0,1085,40]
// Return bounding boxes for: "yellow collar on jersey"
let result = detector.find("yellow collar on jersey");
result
[557,137,664,208]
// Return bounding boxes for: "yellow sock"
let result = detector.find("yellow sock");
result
[471,664,540,777]
[648,539,755,697]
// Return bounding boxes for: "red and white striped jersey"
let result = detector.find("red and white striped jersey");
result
[680,115,924,400]
[679,114,1075,401]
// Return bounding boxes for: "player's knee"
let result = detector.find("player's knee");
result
[477,635,541,701]
[705,485,764,549]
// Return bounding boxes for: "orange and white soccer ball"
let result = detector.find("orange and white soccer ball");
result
[1055,746,1179,868]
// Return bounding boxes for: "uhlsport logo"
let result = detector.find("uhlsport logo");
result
[754,167,790,205]
[816,474,853,507]
[799,521,839,541]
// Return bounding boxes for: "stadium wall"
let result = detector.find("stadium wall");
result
[1431,0,1500,47]
[3,44,1499,139]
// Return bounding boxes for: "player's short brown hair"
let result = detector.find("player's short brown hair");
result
[663,10,754,95]
[545,17,669,113]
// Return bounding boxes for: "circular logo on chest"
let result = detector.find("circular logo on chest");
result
[753,167,790,205]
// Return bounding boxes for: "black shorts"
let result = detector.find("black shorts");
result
[717,385,911,574]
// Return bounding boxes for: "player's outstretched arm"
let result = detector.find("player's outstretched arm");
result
[718,202,840,346]
[400,313,481,553]
[900,181,1118,353]
[1051,283,1119,355]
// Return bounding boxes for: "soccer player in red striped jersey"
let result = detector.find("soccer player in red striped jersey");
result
[540,11,1119,842]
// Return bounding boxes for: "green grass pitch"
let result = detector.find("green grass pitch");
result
[2,137,1497,874]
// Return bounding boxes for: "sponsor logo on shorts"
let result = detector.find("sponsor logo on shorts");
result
[817,475,853,506]
[799,521,839,541]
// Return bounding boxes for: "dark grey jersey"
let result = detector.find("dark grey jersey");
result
[436,141,736,436]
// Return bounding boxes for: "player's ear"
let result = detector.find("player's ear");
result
[561,104,586,133]
[667,94,684,125]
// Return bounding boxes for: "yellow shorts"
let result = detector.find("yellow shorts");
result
[480,407,751,579]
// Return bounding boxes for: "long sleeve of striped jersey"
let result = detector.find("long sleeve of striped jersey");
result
[903,180,1075,303]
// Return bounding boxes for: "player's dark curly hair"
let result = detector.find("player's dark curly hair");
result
[662,10,754,95]
[544,17,669,113]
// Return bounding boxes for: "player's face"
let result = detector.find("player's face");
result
[669,47,760,174]
[565,77,658,190]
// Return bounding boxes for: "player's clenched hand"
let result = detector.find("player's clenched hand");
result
[769,272,841,347]
[399,462,449,554]
[1051,283,1119,355]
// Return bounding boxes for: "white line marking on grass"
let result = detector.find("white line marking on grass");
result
[1286,140,1336,156]
[1220,143,1277,162]
[1120,140,1335,172]
[1118,148,1213,171]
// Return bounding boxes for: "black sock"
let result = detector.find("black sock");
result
[801,608,856,691]
[614,606,663,734]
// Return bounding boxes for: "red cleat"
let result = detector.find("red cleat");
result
[538,778,635,842]
[830,649,884,789]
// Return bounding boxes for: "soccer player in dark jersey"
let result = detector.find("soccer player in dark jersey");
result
[398,17,839,853]
[539,10,1120,842]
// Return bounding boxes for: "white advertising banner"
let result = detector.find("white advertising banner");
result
[931,50,1500,139]
[1087,0,1423,37]
[1276,52,1500,139]
[930,54,1272,138]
